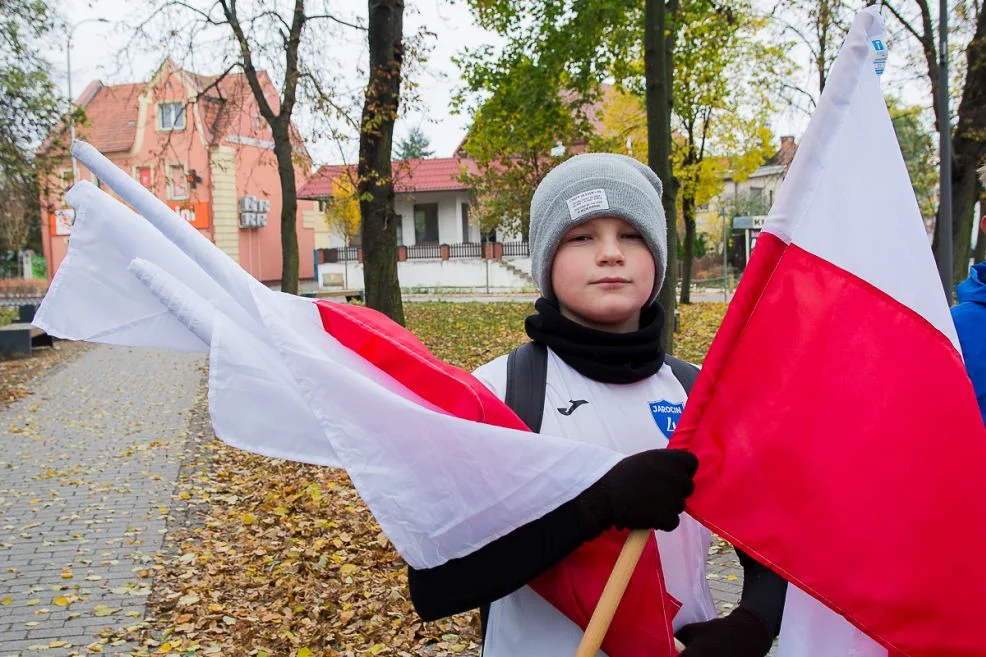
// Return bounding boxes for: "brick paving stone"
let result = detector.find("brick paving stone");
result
[0,344,203,656]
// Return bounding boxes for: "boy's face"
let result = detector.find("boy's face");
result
[551,216,656,333]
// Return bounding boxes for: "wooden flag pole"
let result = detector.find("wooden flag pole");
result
[574,529,686,657]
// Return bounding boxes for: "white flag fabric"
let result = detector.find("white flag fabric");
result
[35,142,623,569]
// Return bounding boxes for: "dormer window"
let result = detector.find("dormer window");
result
[159,102,186,131]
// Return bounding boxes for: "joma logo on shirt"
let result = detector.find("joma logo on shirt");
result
[557,399,589,416]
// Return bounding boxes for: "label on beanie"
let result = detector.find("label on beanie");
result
[566,188,609,221]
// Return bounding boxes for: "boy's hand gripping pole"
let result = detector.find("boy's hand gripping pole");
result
[573,529,686,657]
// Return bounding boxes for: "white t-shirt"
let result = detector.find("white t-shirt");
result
[472,348,717,657]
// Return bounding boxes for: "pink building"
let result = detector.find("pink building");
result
[40,60,323,284]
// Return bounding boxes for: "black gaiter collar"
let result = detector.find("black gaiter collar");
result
[524,298,666,384]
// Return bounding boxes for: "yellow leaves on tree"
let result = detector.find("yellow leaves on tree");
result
[323,174,362,245]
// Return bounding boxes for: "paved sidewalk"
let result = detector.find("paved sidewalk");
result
[0,344,204,656]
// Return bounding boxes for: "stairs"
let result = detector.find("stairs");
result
[498,260,536,287]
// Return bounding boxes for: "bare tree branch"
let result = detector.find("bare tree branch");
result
[308,13,367,31]
[882,1,929,46]
[166,0,224,25]
[219,0,277,124]
[280,0,305,120]
[779,81,817,110]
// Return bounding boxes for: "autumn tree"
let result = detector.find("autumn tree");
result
[456,0,690,348]
[454,47,594,241]
[597,2,784,303]
[879,0,985,286]
[129,1,376,295]
[771,0,854,102]
[324,174,361,246]
[1,0,72,253]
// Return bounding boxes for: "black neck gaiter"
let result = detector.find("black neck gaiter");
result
[524,298,666,384]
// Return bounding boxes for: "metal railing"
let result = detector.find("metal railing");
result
[449,242,482,258]
[407,243,442,259]
[501,241,530,257]
[318,246,360,263]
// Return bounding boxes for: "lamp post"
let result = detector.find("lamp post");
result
[66,18,109,183]
[721,204,729,303]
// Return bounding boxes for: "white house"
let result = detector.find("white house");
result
[298,157,535,293]
[718,135,798,210]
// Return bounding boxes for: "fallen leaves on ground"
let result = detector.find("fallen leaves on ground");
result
[675,303,728,364]
[97,302,728,656]
[404,302,534,372]
[0,340,91,407]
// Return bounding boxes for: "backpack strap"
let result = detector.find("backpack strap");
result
[505,341,549,433]
[663,354,700,395]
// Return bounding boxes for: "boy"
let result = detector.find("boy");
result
[407,154,786,656]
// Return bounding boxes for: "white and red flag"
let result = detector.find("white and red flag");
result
[36,142,679,657]
[670,7,986,657]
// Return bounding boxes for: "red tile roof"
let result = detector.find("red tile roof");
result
[46,63,308,158]
[76,82,144,153]
[298,157,478,199]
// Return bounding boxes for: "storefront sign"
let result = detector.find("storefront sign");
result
[167,201,211,230]
[239,196,270,228]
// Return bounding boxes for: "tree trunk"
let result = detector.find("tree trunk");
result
[273,121,300,295]
[950,157,979,283]
[680,194,695,304]
[947,6,986,286]
[358,0,405,325]
[975,184,986,264]
[646,0,679,353]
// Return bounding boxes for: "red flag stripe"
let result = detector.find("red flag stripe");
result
[671,232,986,657]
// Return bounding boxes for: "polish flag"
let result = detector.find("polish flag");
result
[36,141,680,657]
[669,8,986,657]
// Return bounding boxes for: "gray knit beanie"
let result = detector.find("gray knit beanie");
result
[529,153,668,306]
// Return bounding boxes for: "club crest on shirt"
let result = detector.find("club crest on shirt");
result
[649,400,684,439]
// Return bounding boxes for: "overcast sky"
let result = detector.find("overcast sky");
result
[45,0,936,168]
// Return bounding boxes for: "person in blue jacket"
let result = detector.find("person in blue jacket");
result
[952,213,986,425]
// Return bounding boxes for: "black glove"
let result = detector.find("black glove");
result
[676,607,773,657]
[574,448,698,537]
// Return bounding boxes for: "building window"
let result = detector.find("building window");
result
[169,165,187,200]
[414,203,439,244]
[396,214,404,246]
[749,186,764,199]
[159,102,186,131]
[461,203,471,243]
[136,166,152,189]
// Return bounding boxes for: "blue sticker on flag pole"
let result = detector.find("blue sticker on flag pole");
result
[649,400,684,439]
